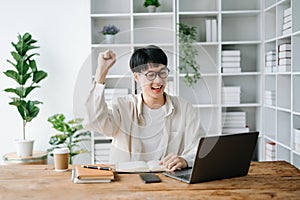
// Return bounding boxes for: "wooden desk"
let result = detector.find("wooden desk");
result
[0,161,299,199]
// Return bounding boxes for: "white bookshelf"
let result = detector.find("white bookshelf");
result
[262,0,300,169]
[88,0,299,168]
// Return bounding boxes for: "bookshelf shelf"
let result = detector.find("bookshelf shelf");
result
[262,0,300,169]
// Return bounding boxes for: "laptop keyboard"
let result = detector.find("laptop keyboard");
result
[177,173,191,180]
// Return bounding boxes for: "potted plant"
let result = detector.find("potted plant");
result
[101,24,120,44]
[178,23,201,86]
[3,32,48,156]
[47,113,91,164]
[144,0,160,12]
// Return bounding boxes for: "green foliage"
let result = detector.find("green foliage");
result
[144,0,160,7]
[47,113,91,164]
[178,23,201,86]
[3,32,48,140]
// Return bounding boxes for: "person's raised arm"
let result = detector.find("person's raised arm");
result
[95,50,116,84]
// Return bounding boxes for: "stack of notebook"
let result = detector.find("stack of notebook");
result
[72,164,115,183]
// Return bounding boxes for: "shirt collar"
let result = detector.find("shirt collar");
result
[137,93,174,119]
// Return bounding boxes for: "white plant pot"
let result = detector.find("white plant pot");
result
[15,139,34,157]
[105,34,115,44]
[147,5,156,12]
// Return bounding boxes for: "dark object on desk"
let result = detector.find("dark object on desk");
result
[81,165,111,171]
[139,173,161,183]
[164,131,259,183]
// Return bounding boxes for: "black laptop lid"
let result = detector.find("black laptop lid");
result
[190,132,259,183]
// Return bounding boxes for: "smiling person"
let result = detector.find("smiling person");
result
[84,45,205,171]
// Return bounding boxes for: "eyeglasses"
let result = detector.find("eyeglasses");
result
[140,68,170,81]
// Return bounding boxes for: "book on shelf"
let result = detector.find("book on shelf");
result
[282,20,292,30]
[222,86,241,93]
[222,111,246,117]
[282,28,292,35]
[116,160,166,173]
[294,129,300,152]
[211,19,217,42]
[222,67,241,73]
[222,56,241,62]
[283,7,292,17]
[205,19,212,42]
[278,51,292,59]
[72,164,115,183]
[222,62,240,68]
[266,50,276,56]
[264,90,276,106]
[221,50,240,57]
[265,67,272,73]
[265,142,276,161]
[266,61,276,67]
[283,15,292,24]
[266,54,276,61]
[277,65,291,72]
[278,58,291,65]
[278,43,291,51]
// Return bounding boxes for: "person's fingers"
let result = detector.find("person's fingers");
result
[103,50,112,59]
[164,155,178,167]
[161,153,174,165]
[169,162,182,172]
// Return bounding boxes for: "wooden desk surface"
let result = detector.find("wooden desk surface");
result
[0,161,299,200]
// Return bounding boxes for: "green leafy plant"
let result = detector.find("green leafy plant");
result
[144,0,160,7]
[47,114,91,164]
[178,23,201,86]
[101,24,120,35]
[3,32,48,140]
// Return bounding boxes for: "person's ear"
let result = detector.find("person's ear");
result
[134,72,139,82]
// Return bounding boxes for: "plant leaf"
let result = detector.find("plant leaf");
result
[33,70,47,83]
[24,86,39,98]
[49,134,67,145]
[3,70,20,83]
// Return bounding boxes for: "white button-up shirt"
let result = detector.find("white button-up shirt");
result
[84,83,205,166]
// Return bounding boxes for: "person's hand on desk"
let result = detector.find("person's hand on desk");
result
[160,153,188,171]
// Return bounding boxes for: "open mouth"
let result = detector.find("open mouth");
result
[151,85,163,92]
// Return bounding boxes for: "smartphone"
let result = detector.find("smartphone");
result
[139,173,161,183]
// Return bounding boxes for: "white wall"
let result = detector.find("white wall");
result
[0,0,91,164]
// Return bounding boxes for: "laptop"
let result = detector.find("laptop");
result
[163,131,259,183]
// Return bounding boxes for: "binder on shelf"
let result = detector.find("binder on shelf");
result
[205,19,212,42]
[211,19,217,42]
[283,7,292,17]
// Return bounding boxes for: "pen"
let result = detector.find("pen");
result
[81,165,112,171]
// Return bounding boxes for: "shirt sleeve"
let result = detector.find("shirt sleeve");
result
[180,103,206,167]
[83,82,120,137]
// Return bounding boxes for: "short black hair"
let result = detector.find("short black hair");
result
[129,45,168,73]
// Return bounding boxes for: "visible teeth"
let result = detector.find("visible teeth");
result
[153,86,162,89]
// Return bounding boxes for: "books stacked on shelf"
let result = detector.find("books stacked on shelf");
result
[265,50,276,73]
[282,7,292,36]
[104,88,130,108]
[264,90,276,106]
[222,111,249,134]
[222,86,241,105]
[94,139,112,164]
[72,164,115,183]
[295,128,300,153]
[278,43,292,72]
[221,50,241,73]
[265,142,276,161]
[205,19,218,42]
